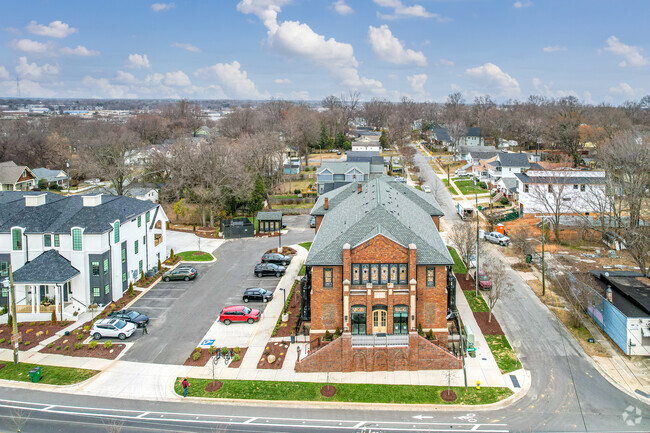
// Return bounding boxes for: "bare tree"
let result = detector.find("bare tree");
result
[545,96,583,167]
[528,175,572,242]
[447,120,467,152]
[448,222,478,279]
[362,98,391,129]
[624,227,650,276]
[483,255,514,323]
[283,104,320,165]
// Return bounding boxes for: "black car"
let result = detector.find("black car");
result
[107,309,149,327]
[162,267,197,281]
[261,252,292,266]
[310,216,316,228]
[243,288,273,303]
[254,262,286,277]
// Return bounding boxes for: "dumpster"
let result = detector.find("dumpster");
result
[28,367,42,383]
[525,254,532,264]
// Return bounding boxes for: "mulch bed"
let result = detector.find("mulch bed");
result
[440,389,458,402]
[258,341,290,369]
[264,247,297,255]
[455,273,476,291]
[473,312,504,335]
[40,336,126,359]
[0,321,72,351]
[228,348,247,368]
[320,385,337,397]
[274,287,301,338]
[135,266,171,289]
[183,347,248,367]
[205,380,223,392]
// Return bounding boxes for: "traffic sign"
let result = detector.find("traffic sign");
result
[11,332,22,344]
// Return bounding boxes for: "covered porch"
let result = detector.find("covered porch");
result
[11,249,80,321]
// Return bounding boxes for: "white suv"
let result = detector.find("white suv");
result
[90,318,136,340]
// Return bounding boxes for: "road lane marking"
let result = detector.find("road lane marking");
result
[136,412,149,418]
[243,418,257,424]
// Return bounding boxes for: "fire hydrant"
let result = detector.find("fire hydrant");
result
[476,380,481,390]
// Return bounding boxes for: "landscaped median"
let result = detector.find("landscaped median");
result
[174,378,513,405]
[176,250,215,262]
[0,362,98,385]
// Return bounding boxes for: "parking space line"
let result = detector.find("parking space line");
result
[130,306,169,309]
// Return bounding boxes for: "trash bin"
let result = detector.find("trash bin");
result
[28,367,42,383]
[525,254,532,264]
[467,347,477,358]
[290,334,295,344]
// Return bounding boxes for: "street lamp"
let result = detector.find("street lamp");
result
[474,176,480,297]
[66,160,70,196]
[2,265,19,365]
[279,287,286,307]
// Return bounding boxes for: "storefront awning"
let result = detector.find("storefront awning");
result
[12,249,80,285]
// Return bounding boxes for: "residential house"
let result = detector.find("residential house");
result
[84,184,159,203]
[465,150,500,165]
[351,136,381,153]
[0,192,168,321]
[283,157,301,175]
[345,151,384,179]
[484,153,531,186]
[457,145,497,162]
[514,170,607,215]
[430,128,452,147]
[316,161,370,195]
[461,127,484,147]
[0,161,37,191]
[296,177,461,372]
[32,167,68,188]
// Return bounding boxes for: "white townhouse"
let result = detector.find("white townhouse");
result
[0,192,168,321]
[514,170,608,215]
[484,153,532,185]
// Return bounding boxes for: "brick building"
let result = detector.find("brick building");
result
[297,177,461,372]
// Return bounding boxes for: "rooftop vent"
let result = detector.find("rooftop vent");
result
[82,194,102,207]
[25,193,47,207]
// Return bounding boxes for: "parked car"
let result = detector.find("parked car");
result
[107,309,149,327]
[219,305,261,325]
[254,262,286,277]
[243,287,273,303]
[455,169,468,177]
[261,252,292,266]
[90,318,136,340]
[478,270,492,290]
[423,185,431,193]
[310,216,316,228]
[162,267,197,281]
[484,231,511,246]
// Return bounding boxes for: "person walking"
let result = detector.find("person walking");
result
[182,377,190,397]
[142,321,148,335]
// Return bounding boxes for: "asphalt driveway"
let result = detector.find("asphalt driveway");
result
[120,214,313,365]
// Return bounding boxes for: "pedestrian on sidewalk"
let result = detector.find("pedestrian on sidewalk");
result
[142,322,148,335]
[182,377,190,397]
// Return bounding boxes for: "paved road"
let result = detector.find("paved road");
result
[120,215,314,364]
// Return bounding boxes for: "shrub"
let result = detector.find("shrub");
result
[128,282,135,297]
[83,325,90,332]
[7,314,12,329]
[233,346,240,354]
[418,323,424,336]
[0,305,6,315]
[89,340,98,349]
[323,330,332,341]
[51,310,57,324]
[23,341,30,346]
[293,188,301,194]
[0,338,6,344]
[170,249,175,259]
[76,333,84,341]
[56,346,61,350]
[233,354,240,362]
[140,271,145,283]
[208,345,217,355]
[64,346,70,351]
[334,327,341,338]
[192,351,201,361]
[74,343,82,350]
[46,330,49,335]
[479,182,487,189]
[30,322,35,326]
[158,258,162,271]
[104,340,112,349]
[47,343,54,348]
[221,347,229,355]
[427,329,435,340]
[500,197,510,205]
[195,346,202,353]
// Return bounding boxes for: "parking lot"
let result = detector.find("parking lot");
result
[119,214,312,365]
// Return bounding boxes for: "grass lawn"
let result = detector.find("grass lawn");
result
[299,241,312,251]
[176,251,214,261]
[454,179,488,195]
[447,247,467,274]
[174,378,512,405]
[0,362,98,385]
[298,265,306,276]
[484,335,519,374]
[273,203,314,209]
[463,290,490,312]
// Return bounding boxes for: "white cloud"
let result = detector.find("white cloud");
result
[0,79,57,97]
[466,63,520,97]
[151,3,175,12]
[61,45,99,56]
[333,0,353,15]
[9,39,51,54]
[0,66,9,80]
[439,58,454,67]
[172,42,201,53]
[407,73,427,95]
[164,70,191,87]
[367,25,427,66]
[82,76,135,98]
[127,54,151,69]
[274,78,291,84]
[195,61,267,99]
[144,73,164,86]
[543,45,566,52]
[532,77,578,98]
[4,27,22,35]
[26,20,77,38]
[237,0,384,94]
[604,36,648,68]
[114,70,138,84]
[15,56,59,80]
[373,0,446,21]
[513,1,532,8]
[609,82,642,98]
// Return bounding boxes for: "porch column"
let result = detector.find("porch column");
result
[30,286,35,314]
[343,279,350,331]
[55,284,60,320]
[409,278,417,331]
[35,285,41,314]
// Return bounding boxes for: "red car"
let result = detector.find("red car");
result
[478,270,492,290]
[219,305,261,325]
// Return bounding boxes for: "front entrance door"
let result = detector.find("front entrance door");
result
[372,309,387,334]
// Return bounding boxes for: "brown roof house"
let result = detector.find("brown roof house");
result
[296,177,462,372]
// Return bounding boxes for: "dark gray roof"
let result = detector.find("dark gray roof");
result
[0,192,158,234]
[468,151,499,160]
[466,127,482,137]
[499,178,519,191]
[431,128,451,142]
[306,177,452,266]
[346,151,381,159]
[13,249,80,284]
[458,145,497,155]
[590,271,650,317]
[318,161,370,175]
[514,172,606,185]
[256,211,282,221]
[32,168,67,183]
[495,153,530,167]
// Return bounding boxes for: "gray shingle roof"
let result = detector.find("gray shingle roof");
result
[32,168,67,183]
[514,172,606,185]
[305,177,453,266]
[256,211,282,221]
[458,145,497,155]
[12,249,80,284]
[0,161,34,185]
[318,161,370,175]
[495,153,530,167]
[468,151,499,160]
[0,192,158,234]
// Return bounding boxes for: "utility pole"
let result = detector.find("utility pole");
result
[475,177,480,297]
[66,159,70,196]
[541,217,546,297]
[5,265,19,364]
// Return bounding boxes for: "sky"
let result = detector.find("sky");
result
[0,0,648,104]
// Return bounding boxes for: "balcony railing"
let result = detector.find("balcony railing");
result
[351,334,409,347]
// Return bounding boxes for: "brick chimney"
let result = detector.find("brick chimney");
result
[357,183,362,194]
[324,197,328,210]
